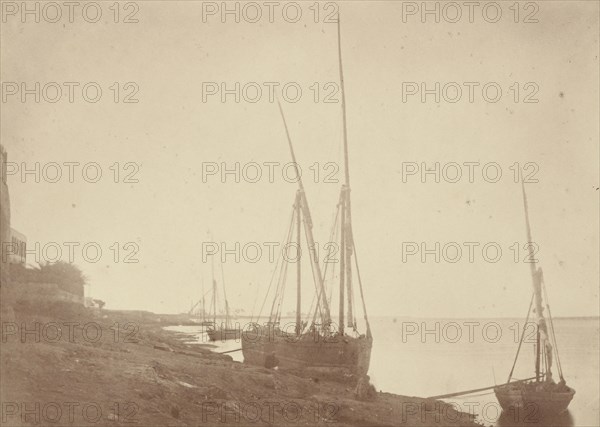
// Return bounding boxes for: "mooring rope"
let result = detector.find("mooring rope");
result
[507,292,535,383]
[256,208,293,322]
[543,279,564,379]
[351,233,371,337]
[270,209,296,322]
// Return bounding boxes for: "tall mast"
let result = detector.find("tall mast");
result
[337,16,350,188]
[295,190,302,335]
[521,180,550,381]
[277,100,332,326]
[337,16,354,327]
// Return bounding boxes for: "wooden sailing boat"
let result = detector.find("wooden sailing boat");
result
[494,181,575,415]
[206,242,241,341]
[188,276,213,326]
[241,18,372,378]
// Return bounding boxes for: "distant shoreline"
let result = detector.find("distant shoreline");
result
[114,310,600,323]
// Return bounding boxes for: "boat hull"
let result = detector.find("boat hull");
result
[207,328,241,341]
[494,382,575,417]
[242,327,372,377]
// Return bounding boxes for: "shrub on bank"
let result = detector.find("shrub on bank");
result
[10,261,86,297]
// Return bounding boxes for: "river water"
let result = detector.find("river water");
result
[167,316,599,426]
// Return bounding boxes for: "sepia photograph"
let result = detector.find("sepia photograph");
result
[1,1,598,426]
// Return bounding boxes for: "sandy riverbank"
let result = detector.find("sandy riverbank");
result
[1,302,480,426]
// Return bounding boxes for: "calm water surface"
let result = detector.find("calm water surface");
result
[168,317,599,426]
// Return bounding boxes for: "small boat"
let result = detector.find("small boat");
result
[190,317,213,327]
[494,181,575,416]
[242,18,372,379]
[205,236,241,341]
[206,326,241,341]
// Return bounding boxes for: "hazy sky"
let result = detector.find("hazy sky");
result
[2,1,598,318]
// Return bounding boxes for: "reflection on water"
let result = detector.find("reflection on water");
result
[496,409,574,427]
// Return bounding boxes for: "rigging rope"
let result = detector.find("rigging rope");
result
[303,202,341,328]
[256,208,294,322]
[270,208,296,322]
[542,338,548,380]
[324,203,341,312]
[348,254,357,330]
[309,192,344,333]
[351,230,371,337]
[543,279,564,380]
[219,260,230,328]
[275,243,292,323]
[507,292,534,383]
[249,282,259,324]
[306,220,328,330]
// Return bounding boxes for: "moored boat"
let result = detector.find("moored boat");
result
[241,18,373,379]
[495,380,575,416]
[494,181,575,416]
[205,234,240,342]
[206,325,241,341]
[188,277,213,326]
[242,323,372,376]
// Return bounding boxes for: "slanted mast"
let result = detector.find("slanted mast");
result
[521,181,554,382]
[277,100,332,327]
[295,190,302,336]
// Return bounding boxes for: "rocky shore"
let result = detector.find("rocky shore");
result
[1,302,480,426]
